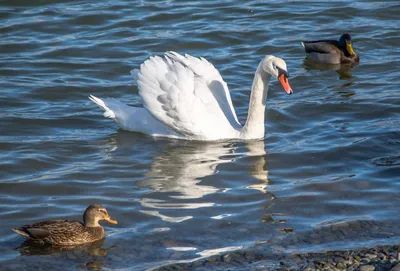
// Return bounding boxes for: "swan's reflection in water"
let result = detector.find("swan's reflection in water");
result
[138,141,236,222]
[103,131,273,223]
[245,140,270,194]
[139,142,236,200]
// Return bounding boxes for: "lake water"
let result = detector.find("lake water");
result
[1,0,399,270]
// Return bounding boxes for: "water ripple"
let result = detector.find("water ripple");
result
[0,0,399,269]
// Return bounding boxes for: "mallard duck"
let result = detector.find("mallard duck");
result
[12,204,117,246]
[301,33,359,64]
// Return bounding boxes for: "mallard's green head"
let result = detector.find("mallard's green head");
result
[339,33,356,56]
[83,204,118,227]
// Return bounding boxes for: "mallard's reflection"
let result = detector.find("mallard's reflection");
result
[303,58,357,80]
[102,132,274,222]
[15,238,112,256]
[16,239,113,271]
[76,259,106,271]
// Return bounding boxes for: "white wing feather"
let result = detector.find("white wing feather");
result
[132,52,241,139]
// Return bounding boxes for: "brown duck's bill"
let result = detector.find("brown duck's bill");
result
[278,74,293,95]
[105,216,118,224]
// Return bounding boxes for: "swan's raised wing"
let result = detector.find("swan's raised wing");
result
[131,52,241,139]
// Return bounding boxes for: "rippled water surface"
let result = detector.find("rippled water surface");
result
[1,0,399,270]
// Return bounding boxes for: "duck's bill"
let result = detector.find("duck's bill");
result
[105,216,118,224]
[346,43,356,55]
[278,74,293,95]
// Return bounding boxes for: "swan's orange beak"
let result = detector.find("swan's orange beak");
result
[278,74,293,95]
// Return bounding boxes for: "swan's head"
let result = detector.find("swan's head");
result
[262,56,293,95]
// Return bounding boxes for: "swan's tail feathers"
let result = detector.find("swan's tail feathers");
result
[89,95,115,119]
[89,95,139,131]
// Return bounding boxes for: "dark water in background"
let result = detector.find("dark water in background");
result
[1,0,399,270]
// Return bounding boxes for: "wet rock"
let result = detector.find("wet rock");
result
[222,253,234,263]
[333,256,345,263]
[365,253,378,259]
[360,265,375,271]
[206,255,219,264]
[303,263,314,270]
[391,263,400,271]
[377,253,386,260]
[361,258,370,264]
[332,222,349,231]
[151,244,400,271]
[245,251,256,261]
[325,263,336,269]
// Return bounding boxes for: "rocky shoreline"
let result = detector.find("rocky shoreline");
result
[154,244,400,271]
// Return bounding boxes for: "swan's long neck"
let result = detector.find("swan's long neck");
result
[241,65,271,139]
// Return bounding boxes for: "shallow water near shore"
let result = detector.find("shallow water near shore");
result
[1,0,399,270]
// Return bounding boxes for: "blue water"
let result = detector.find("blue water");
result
[1,0,399,270]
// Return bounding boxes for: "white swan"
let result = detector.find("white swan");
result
[90,52,292,141]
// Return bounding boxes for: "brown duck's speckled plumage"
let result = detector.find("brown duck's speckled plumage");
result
[13,204,117,246]
[13,220,105,246]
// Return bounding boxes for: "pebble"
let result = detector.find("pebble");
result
[333,256,345,263]
[360,265,375,271]
[377,252,386,260]
[365,253,378,259]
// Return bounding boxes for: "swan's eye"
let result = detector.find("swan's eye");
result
[276,66,289,78]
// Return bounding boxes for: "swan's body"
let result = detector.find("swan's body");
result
[90,52,292,141]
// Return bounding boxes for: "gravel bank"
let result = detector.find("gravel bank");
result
[153,244,400,271]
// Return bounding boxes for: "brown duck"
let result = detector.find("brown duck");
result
[301,33,359,64]
[13,204,117,246]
